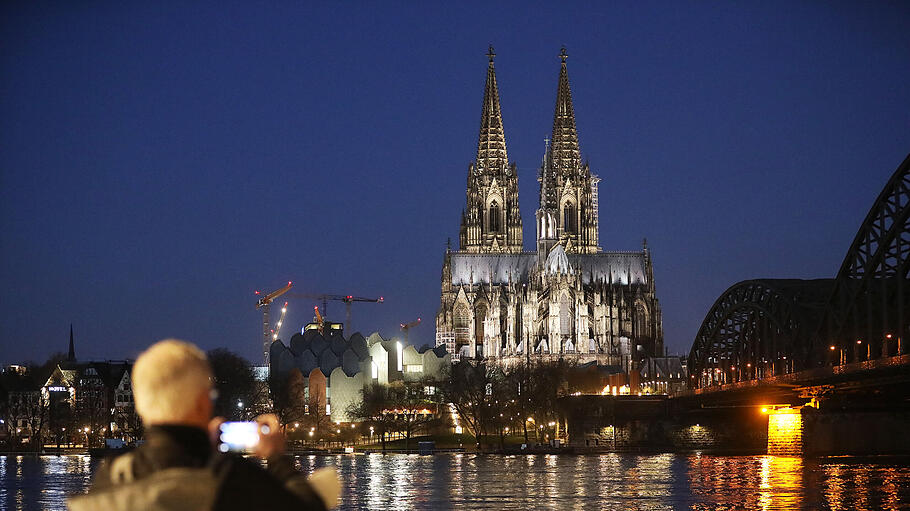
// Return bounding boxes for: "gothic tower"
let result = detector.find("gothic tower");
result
[459,46,523,253]
[537,48,600,255]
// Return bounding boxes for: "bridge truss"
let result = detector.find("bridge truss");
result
[689,154,910,389]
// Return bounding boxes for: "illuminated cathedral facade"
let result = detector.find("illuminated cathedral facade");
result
[435,48,663,371]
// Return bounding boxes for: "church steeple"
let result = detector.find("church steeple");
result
[459,46,522,254]
[538,47,601,255]
[549,47,580,172]
[67,323,76,362]
[476,45,508,172]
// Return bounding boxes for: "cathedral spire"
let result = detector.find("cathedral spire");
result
[476,45,508,172]
[549,47,580,171]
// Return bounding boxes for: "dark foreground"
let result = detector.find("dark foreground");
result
[1,453,908,510]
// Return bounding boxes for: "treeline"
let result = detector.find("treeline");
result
[439,359,602,450]
[347,359,604,451]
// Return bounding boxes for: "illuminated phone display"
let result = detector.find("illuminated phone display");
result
[219,421,260,452]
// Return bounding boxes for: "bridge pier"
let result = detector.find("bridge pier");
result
[766,407,803,455]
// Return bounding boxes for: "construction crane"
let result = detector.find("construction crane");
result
[286,292,383,333]
[313,306,325,333]
[255,281,292,365]
[400,318,421,346]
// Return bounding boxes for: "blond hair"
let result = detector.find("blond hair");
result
[132,339,213,424]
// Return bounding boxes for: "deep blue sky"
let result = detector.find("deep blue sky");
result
[2,2,909,364]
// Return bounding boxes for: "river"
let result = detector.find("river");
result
[1,453,908,510]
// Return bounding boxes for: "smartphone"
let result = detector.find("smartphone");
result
[218,421,262,453]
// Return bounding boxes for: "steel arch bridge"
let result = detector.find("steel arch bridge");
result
[689,154,910,389]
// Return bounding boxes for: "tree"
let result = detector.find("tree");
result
[346,383,398,452]
[73,382,106,447]
[303,394,332,446]
[208,349,256,420]
[388,381,440,452]
[439,362,500,450]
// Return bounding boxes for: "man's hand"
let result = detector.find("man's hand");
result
[254,413,286,460]
[208,416,225,449]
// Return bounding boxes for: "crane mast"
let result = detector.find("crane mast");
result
[255,281,292,365]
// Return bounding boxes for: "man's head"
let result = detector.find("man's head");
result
[132,339,213,428]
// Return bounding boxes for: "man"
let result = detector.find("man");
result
[69,339,336,511]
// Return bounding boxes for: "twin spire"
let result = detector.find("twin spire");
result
[549,47,581,171]
[476,45,508,172]
[474,46,581,174]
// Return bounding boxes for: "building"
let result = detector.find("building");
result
[269,329,449,423]
[43,360,134,441]
[638,356,688,396]
[436,48,663,371]
[1,371,43,444]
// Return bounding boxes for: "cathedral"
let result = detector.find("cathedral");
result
[435,48,663,371]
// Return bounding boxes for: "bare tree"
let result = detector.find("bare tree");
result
[208,349,257,421]
[440,361,500,450]
[346,383,398,452]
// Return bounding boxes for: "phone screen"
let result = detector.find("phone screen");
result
[219,421,260,452]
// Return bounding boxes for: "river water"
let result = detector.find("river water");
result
[1,453,908,510]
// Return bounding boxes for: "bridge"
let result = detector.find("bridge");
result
[559,155,909,455]
[683,153,910,454]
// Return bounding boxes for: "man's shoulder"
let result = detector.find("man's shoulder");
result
[72,455,219,511]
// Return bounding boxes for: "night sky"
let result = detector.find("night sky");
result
[2,2,909,364]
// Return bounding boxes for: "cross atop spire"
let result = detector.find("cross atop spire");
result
[549,46,580,172]
[476,46,508,172]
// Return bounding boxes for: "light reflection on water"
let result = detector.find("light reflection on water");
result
[2,453,909,510]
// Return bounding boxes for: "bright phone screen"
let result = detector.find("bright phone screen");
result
[219,421,260,452]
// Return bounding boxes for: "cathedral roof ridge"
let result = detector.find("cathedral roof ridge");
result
[581,250,648,256]
[450,250,537,257]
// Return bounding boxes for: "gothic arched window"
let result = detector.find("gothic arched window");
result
[563,203,576,233]
[559,293,572,338]
[474,303,488,347]
[454,304,471,345]
[635,303,650,340]
[489,201,501,233]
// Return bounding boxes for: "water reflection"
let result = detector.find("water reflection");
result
[0,453,908,510]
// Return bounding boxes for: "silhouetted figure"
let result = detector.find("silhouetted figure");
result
[69,339,338,511]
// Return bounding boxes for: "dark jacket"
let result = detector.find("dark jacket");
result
[76,425,326,511]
